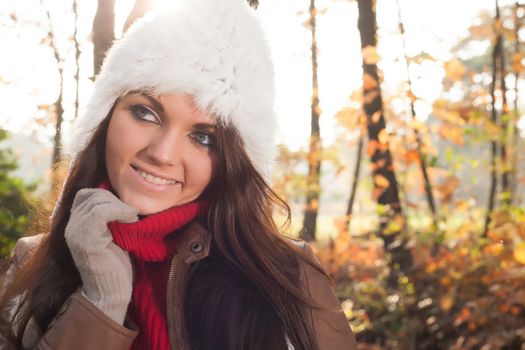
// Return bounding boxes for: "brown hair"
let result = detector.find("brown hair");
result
[0,113,321,349]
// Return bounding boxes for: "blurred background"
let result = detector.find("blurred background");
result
[1,0,524,348]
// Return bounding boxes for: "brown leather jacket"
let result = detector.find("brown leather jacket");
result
[0,222,357,350]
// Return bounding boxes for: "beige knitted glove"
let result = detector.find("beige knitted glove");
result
[65,188,138,325]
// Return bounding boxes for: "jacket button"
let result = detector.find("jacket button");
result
[190,242,202,253]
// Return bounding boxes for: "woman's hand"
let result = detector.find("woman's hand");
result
[65,188,138,325]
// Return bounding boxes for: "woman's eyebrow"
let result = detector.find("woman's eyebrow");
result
[193,122,217,131]
[141,93,165,112]
[128,90,165,112]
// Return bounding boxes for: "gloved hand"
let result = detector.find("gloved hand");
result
[65,188,138,325]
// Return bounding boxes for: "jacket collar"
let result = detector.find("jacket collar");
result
[173,221,212,264]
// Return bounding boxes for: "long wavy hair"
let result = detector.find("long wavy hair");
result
[0,107,322,349]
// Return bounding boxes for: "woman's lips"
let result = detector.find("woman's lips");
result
[130,165,181,191]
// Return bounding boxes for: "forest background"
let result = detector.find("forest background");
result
[0,0,524,348]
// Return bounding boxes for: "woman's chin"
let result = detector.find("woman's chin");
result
[136,204,170,216]
[119,195,171,216]
[117,189,196,216]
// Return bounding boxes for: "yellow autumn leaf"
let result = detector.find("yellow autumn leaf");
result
[362,45,380,65]
[439,276,452,286]
[311,87,319,99]
[336,107,360,130]
[511,305,522,315]
[383,217,404,235]
[426,262,437,274]
[513,242,525,264]
[485,121,503,139]
[435,175,459,202]
[513,231,525,248]
[513,52,524,74]
[469,24,492,37]
[440,294,454,312]
[371,111,382,123]
[374,174,390,188]
[485,243,504,256]
[444,111,466,125]
[367,140,380,157]
[491,210,512,227]
[404,150,419,164]
[407,90,417,104]
[378,129,389,145]
[481,275,491,285]
[393,214,405,228]
[458,247,469,256]
[309,199,319,211]
[444,59,466,81]
[493,18,502,33]
[439,125,464,145]
[363,73,379,90]
[454,199,470,213]
[457,307,472,323]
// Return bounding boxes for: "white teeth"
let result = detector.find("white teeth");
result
[135,168,178,186]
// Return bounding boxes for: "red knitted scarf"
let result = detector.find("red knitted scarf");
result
[98,181,203,350]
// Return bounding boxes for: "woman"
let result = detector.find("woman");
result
[0,0,356,349]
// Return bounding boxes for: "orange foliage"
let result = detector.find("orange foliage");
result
[404,149,420,164]
[362,45,380,65]
[313,207,525,349]
[363,73,379,90]
[444,59,466,81]
[438,125,464,145]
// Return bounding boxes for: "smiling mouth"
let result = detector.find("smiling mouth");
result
[131,166,181,186]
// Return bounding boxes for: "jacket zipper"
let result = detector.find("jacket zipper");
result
[167,254,179,349]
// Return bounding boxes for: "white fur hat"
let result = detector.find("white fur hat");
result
[69,0,276,177]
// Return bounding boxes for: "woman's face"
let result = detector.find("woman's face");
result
[105,92,217,215]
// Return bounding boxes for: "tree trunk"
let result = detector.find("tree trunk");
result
[51,79,64,190]
[301,0,322,241]
[123,0,151,33]
[484,1,502,236]
[345,132,363,230]
[357,0,411,282]
[247,0,259,8]
[397,0,437,226]
[510,1,522,203]
[498,10,510,205]
[93,0,115,76]
[73,0,80,121]
[40,0,65,190]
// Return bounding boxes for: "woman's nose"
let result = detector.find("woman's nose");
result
[145,131,183,166]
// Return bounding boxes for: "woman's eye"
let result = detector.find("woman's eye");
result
[191,131,216,147]
[130,105,158,123]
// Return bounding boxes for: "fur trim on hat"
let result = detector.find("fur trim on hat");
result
[69,0,276,177]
